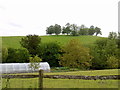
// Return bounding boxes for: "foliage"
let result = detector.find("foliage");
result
[6,48,30,63]
[79,28,88,35]
[20,34,41,56]
[90,49,107,69]
[71,30,78,36]
[60,39,92,69]
[62,26,71,35]
[90,38,119,69]
[62,23,71,35]
[88,25,95,35]
[46,25,54,35]
[2,48,8,63]
[95,27,102,36]
[54,24,61,35]
[46,24,61,35]
[39,42,62,67]
[108,32,117,40]
[70,24,79,36]
[116,32,120,49]
[107,56,118,69]
[104,39,118,56]
[29,55,42,71]
[78,25,88,35]
[46,23,102,36]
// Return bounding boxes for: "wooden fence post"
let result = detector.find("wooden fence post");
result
[39,70,43,89]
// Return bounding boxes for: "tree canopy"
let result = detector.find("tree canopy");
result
[60,39,92,69]
[46,23,102,36]
[20,34,41,56]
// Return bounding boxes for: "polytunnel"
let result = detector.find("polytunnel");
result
[0,62,50,74]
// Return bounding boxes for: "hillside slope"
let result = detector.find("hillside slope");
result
[2,35,104,48]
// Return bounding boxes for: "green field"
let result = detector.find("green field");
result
[45,69,119,76]
[2,69,119,88]
[2,78,119,88]
[10,69,119,76]
[2,35,104,48]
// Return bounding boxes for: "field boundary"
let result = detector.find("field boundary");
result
[2,75,120,80]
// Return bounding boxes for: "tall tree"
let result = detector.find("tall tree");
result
[60,39,92,69]
[54,24,61,35]
[78,25,88,35]
[62,23,71,35]
[95,27,102,36]
[88,25,95,35]
[91,38,119,69]
[20,34,41,55]
[70,24,78,36]
[90,38,108,69]
[46,25,54,35]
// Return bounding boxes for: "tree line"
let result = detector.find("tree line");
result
[2,32,120,70]
[46,23,102,36]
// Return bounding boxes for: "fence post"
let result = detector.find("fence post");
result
[39,70,43,89]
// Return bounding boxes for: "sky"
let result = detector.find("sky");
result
[0,0,119,37]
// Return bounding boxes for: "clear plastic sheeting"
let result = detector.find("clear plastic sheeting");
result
[0,62,50,74]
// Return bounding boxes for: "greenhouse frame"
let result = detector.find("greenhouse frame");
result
[0,62,50,74]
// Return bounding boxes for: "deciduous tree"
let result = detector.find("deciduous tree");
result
[88,25,95,35]
[54,24,61,35]
[20,34,41,55]
[29,55,42,71]
[39,42,62,67]
[46,25,54,35]
[60,39,92,69]
[95,27,102,36]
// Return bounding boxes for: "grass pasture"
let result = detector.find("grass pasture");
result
[9,69,119,76]
[2,78,119,88]
[2,69,119,88]
[2,35,103,48]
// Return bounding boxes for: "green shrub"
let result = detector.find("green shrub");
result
[90,38,119,69]
[39,42,62,67]
[29,55,42,71]
[107,56,118,69]
[6,48,30,63]
[2,48,8,63]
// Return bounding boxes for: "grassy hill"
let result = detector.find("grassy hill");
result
[2,35,104,48]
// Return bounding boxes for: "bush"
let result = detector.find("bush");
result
[6,48,30,63]
[2,48,8,63]
[39,42,62,67]
[29,55,42,71]
[90,38,119,69]
[107,56,118,69]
